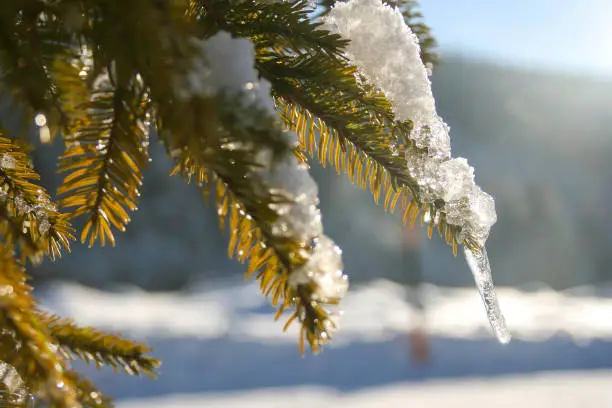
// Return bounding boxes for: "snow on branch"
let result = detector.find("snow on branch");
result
[175,31,348,308]
[324,0,510,343]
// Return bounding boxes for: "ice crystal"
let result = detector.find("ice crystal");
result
[464,246,511,344]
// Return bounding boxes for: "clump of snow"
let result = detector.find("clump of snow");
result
[174,31,348,308]
[437,158,475,202]
[323,0,449,156]
[324,0,505,341]
[288,236,348,302]
[0,153,16,169]
[174,31,275,114]
[406,151,441,203]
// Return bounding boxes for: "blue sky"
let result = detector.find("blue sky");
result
[419,0,612,77]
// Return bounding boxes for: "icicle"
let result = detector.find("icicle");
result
[464,246,511,344]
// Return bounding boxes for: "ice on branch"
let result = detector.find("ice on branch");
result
[325,0,508,342]
[263,132,348,303]
[175,31,348,305]
[465,246,511,344]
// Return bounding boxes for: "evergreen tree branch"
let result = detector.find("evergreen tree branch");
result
[38,311,159,378]
[57,68,150,247]
[0,135,74,263]
[0,244,79,408]
[161,87,339,351]
[197,0,348,57]
[276,99,462,254]
[198,0,463,252]
[0,1,87,142]
[176,154,339,353]
[64,370,114,408]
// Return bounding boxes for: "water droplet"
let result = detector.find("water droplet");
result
[34,113,47,127]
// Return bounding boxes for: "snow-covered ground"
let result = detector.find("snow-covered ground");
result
[37,278,612,407]
[118,371,612,408]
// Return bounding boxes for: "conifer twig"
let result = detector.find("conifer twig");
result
[0,244,78,408]
[39,312,159,378]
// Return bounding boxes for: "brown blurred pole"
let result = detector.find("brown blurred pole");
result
[402,221,430,364]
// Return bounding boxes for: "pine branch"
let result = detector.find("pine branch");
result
[276,99,462,254]
[64,371,114,408]
[266,51,462,252]
[38,311,159,378]
[197,0,348,57]
[0,244,79,408]
[0,1,87,142]
[0,136,74,263]
[176,154,339,353]
[161,83,340,351]
[199,1,464,252]
[57,69,150,247]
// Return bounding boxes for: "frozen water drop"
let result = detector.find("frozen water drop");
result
[464,246,511,344]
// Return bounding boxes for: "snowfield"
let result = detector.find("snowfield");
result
[118,371,612,408]
[40,278,612,343]
[37,278,612,407]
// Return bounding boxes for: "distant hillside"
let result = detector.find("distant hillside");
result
[22,54,612,290]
